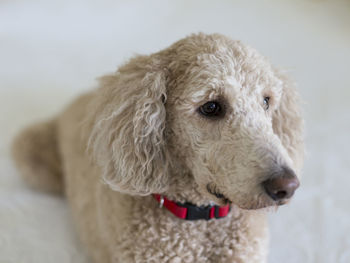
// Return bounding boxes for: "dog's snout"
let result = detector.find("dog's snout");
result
[262,168,300,201]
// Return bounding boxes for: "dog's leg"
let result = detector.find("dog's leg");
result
[12,119,63,194]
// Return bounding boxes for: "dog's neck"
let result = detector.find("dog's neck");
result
[164,172,214,207]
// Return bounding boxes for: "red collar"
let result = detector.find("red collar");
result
[153,194,230,221]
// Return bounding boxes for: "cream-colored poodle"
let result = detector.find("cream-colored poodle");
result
[12,33,304,263]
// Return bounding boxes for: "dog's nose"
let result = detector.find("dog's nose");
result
[262,168,300,201]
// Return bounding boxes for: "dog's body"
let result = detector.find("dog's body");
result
[12,34,303,263]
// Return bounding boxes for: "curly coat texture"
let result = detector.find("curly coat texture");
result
[12,33,304,263]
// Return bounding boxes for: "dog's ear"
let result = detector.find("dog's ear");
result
[272,70,304,173]
[88,55,170,195]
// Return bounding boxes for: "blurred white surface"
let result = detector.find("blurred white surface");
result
[1,0,350,262]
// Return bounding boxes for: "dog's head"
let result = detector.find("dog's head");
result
[89,33,304,210]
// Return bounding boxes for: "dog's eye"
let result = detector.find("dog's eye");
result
[263,97,270,110]
[199,101,223,118]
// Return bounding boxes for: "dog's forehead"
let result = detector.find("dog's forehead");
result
[180,48,281,104]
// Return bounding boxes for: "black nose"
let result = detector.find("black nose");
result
[262,168,300,201]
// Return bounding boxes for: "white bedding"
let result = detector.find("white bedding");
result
[1,1,349,262]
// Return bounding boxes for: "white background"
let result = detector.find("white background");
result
[1,0,349,262]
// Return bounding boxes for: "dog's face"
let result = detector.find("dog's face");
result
[89,33,303,210]
[165,35,302,209]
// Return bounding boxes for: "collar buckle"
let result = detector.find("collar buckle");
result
[184,202,213,220]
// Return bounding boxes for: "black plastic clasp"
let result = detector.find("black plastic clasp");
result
[214,205,220,218]
[182,202,213,221]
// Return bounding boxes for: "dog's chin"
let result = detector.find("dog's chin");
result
[213,197,232,206]
[206,183,232,206]
[233,197,292,210]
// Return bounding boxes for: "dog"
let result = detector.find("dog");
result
[12,33,304,263]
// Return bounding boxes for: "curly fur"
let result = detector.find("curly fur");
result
[12,33,304,263]
[88,61,170,195]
